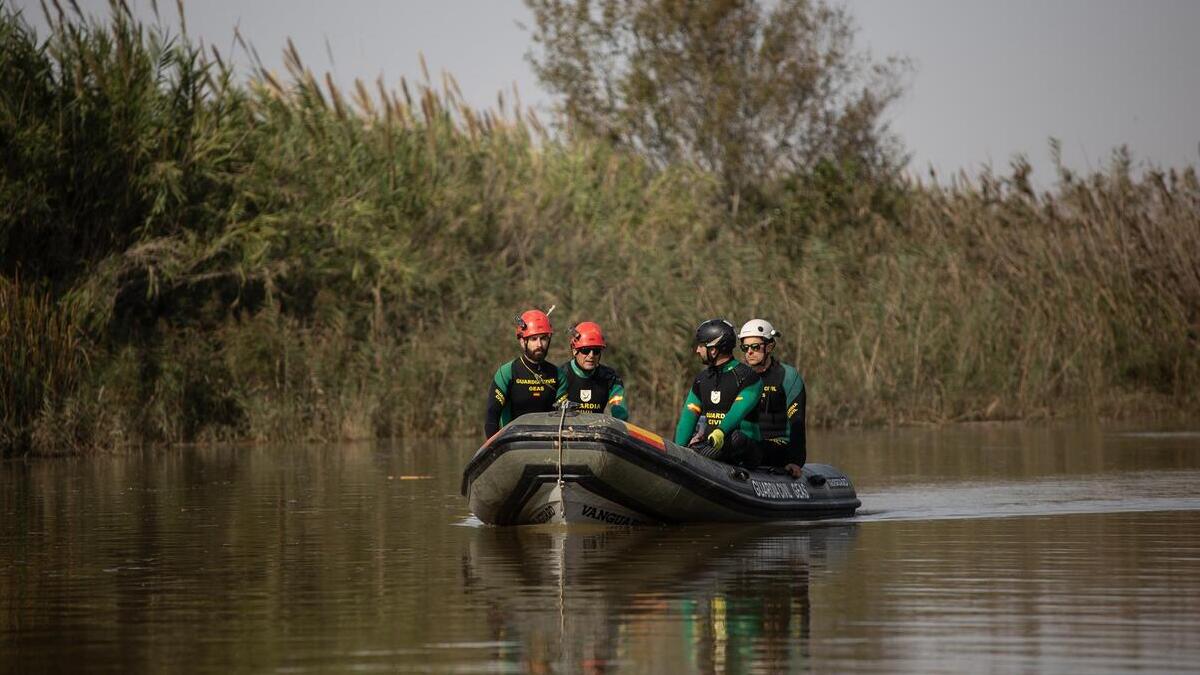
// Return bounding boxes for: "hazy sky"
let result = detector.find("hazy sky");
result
[14,0,1200,182]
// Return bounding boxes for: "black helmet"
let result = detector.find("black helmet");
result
[694,319,736,354]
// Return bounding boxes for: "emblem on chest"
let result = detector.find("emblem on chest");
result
[710,390,721,404]
[580,389,592,402]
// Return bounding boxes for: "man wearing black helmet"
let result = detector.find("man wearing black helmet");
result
[672,319,764,465]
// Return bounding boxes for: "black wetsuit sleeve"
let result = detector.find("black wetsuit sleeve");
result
[484,362,512,439]
[786,385,807,466]
[484,388,503,438]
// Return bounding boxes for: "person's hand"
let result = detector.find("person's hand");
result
[707,428,725,452]
[784,463,803,478]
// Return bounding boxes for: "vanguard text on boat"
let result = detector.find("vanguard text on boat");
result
[461,411,860,526]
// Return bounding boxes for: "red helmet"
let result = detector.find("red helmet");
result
[570,321,606,350]
[515,309,553,338]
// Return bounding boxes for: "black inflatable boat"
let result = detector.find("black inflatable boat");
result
[461,411,860,526]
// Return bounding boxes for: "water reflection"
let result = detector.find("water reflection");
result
[4,423,1199,672]
[463,524,857,673]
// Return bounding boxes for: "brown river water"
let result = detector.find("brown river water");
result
[3,422,1200,673]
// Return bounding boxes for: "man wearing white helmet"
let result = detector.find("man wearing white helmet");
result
[738,319,806,478]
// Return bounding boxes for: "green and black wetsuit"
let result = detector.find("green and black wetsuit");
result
[555,360,628,420]
[484,357,561,438]
[755,358,807,467]
[673,360,763,446]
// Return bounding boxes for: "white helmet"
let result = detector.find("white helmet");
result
[739,319,781,341]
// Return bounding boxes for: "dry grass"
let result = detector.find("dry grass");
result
[1,5,1197,455]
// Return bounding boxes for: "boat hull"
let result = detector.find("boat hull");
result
[462,412,860,526]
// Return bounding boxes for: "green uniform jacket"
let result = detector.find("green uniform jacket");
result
[673,360,763,446]
[484,357,562,438]
[757,359,807,467]
[554,360,629,420]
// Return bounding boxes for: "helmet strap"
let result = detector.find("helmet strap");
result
[702,345,730,367]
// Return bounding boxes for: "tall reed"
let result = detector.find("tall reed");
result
[0,275,87,453]
[1,5,1197,454]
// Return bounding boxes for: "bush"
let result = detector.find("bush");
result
[1,6,1197,453]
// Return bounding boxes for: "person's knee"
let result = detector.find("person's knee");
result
[722,431,761,467]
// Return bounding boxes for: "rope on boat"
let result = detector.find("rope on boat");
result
[554,391,568,665]
[556,401,569,487]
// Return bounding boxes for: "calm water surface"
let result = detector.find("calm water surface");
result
[3,422,1200,673]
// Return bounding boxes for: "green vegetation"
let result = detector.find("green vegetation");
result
[525,0,909,207]
[2,5,1197,455]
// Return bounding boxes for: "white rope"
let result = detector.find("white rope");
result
[556,401,568,487]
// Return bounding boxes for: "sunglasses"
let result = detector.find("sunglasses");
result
[577,347,604,356]
[740,343,767,353]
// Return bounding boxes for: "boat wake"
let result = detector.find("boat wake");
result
[857,469,1200,522]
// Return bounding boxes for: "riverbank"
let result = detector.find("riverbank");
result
[3,8,1197,455]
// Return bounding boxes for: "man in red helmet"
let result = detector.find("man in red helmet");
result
[554,321,628,420]
[484,309,562,438]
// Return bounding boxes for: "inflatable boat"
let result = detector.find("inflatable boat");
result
[461,411,860,526]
